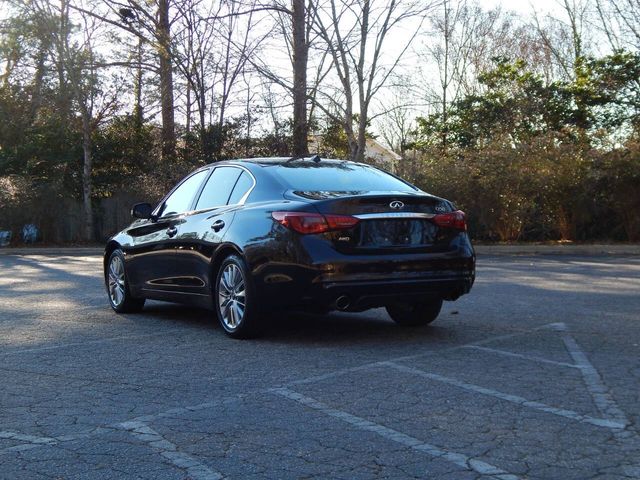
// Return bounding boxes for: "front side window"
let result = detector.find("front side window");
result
[195,167,243,210]
[161,170,209,216]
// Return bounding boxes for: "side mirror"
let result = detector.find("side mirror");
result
[131,202,154,220]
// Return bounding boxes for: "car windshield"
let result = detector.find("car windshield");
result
[267,161,418,192]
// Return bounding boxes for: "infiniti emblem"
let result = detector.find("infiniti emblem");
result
[389,201,404,209]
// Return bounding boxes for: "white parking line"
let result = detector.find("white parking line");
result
[0,430,56,445]
[0,427,118,456]
[380,361,626,430]
[559,331,630,425]
[0,430,57,455]
[288,324,561,387]
[0,430,58,455]
[557,328,640,477]
[271,387,521,480]
[130,394,249,424]
[463,345,580,369]
[118,421,224,480]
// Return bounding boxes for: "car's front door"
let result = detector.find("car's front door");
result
[173,166,255,298]
[126,169,209,295]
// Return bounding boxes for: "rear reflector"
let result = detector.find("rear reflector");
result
[272,211,359,234]
[432,210,467,231]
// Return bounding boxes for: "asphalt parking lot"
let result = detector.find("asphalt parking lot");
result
[1,254,639,480]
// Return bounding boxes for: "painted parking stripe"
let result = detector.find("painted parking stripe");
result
[380,362,626,430]
[288,324,562,388]
[559,332,630,425]
[463,345,580,369]
[557,329,640,477]
[271,387,521,480]
[0,430,56,445]
[118,421,224,480]
[0,430,59,455]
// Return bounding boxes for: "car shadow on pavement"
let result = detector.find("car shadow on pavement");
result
[137,301,449,345]
[258,309,452,345]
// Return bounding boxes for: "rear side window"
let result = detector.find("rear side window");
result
[161,170,209,216]
[227,171,254,204]
[269,162,417,192]
[196,167,242,209]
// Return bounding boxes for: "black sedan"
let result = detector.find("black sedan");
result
[104,157,475,338]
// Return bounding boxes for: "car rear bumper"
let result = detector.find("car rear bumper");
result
[252,242,475,312]
[319,273,474,311]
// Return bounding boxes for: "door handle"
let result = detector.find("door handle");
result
[211,220,225,232]
[166,226,178,237]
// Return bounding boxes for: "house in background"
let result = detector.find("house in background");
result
[363,137,403,173]
[308,135,402,173]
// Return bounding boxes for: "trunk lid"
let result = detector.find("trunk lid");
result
[289,191,457,253]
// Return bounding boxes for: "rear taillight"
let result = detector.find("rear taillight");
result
[432,210,466,231]
[272,211,359,234]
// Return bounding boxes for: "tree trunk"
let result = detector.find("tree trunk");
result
[291,0,309,157]
[355,116,367,163]
[354,0,370,163]
[57,0,71,119]
[133,36,144,128]
[81,113,93,242]
[199,84,207,158]
[157,0,176,160]
[344,112,358,161]
[30,48,48,121]
[186,79,191,134]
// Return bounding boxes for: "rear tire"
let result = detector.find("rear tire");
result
[106,249,145,313]
[215,254,261,339]
[386,299,443,326]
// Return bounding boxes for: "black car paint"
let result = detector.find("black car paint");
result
[104,158,475,313]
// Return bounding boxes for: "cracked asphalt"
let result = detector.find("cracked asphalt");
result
[0,254,639,479]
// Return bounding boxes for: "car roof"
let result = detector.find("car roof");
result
[205,157,356,168]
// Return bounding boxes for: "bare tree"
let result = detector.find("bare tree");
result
[377,84,415,157]
[72,0,178,159]
[426,3,530,103]
[172,0,267,159]
[172,0,222,151]
[309,0,434,162]
[532,0,593,79]
[249,0,316,156]
[595,0,640,50]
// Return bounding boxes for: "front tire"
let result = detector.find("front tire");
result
[215,255,261,339]
[106,249,145,313]
[386,299,443,326]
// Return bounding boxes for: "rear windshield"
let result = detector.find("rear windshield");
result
[267,161,418,192]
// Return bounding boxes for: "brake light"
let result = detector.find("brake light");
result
[272,211,359,234]
[325,214,360,230]
[432,210,466,231]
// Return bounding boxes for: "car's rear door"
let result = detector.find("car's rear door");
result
[172,166,255,297]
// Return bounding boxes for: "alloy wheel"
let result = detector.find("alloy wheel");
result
[218,263,246,330]
[108,255,126,307]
